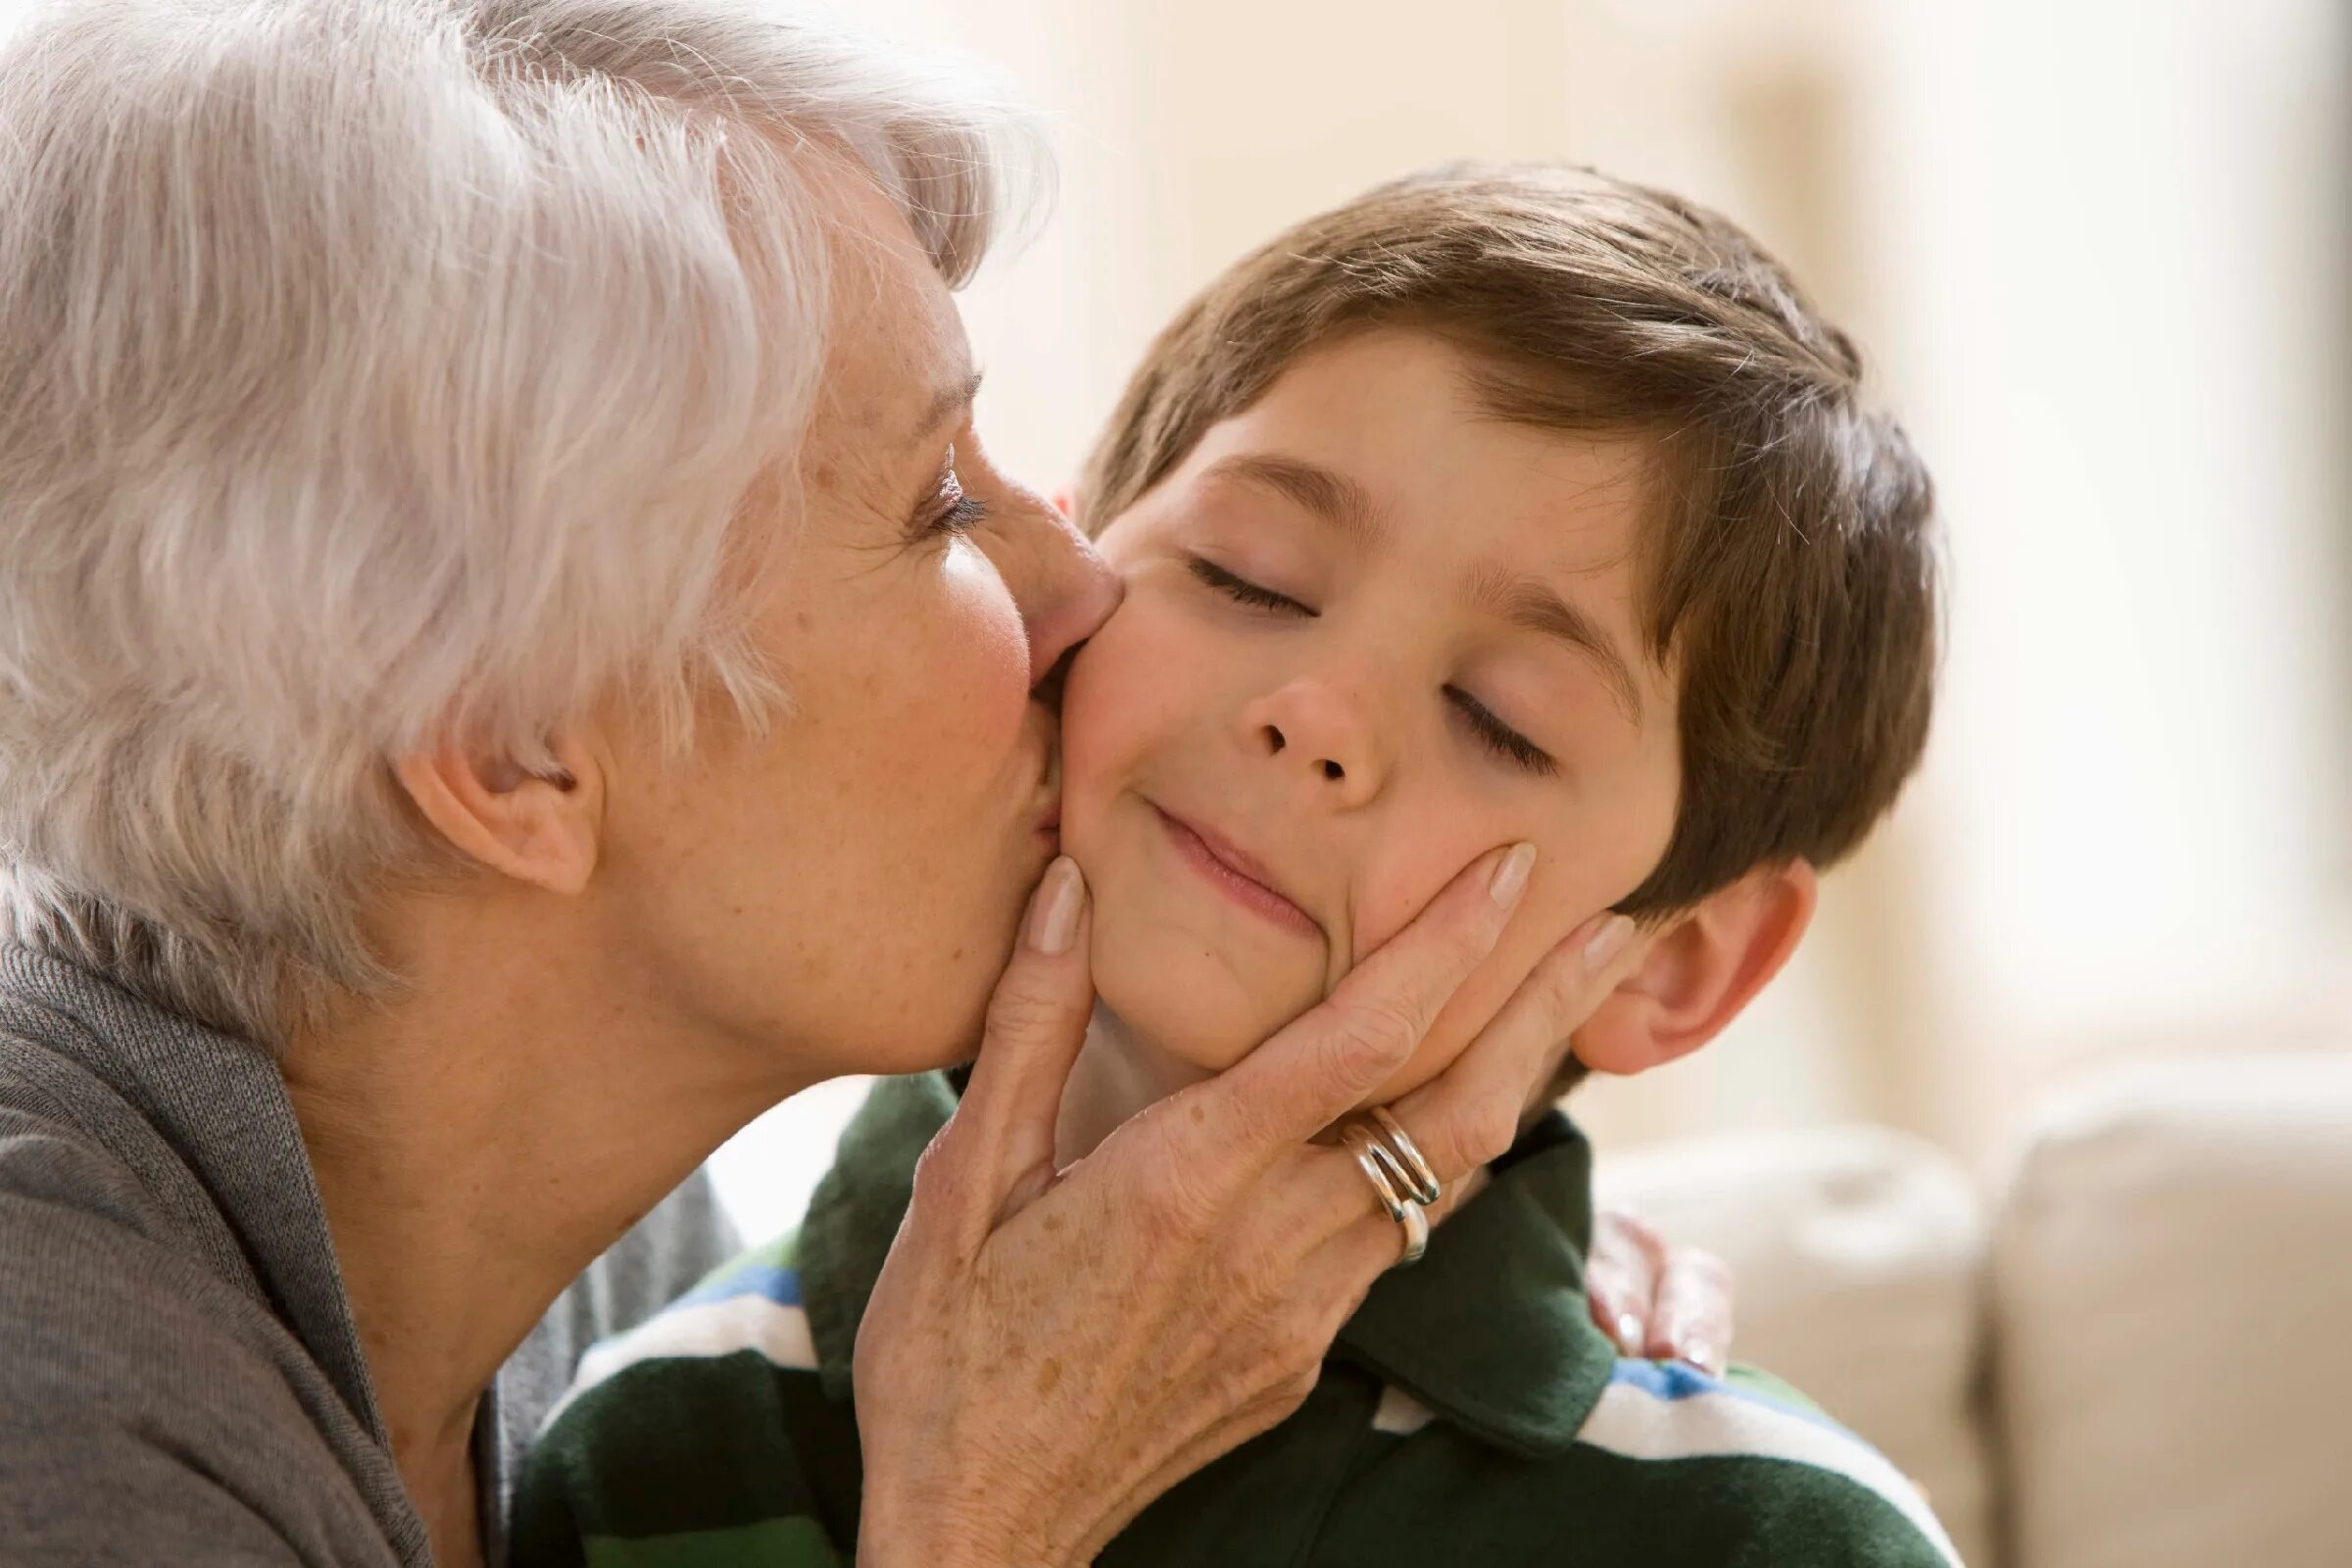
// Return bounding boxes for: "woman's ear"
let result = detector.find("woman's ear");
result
[1571,860,1817,1077]
[391,731,605,896]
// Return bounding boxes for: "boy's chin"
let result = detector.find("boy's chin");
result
[1088,938,1312,1076]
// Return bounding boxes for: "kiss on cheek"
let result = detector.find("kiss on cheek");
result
[1056,329,1682,1103]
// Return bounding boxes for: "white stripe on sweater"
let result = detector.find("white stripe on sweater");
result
[1576,1380,1962,1566]
[539,1294,818,1435]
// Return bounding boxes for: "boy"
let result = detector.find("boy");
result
[514,163,1953,1566]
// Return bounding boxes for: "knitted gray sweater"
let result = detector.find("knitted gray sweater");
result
[0,948,738,1566]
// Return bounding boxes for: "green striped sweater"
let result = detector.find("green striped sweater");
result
[514,1073,1962,1567]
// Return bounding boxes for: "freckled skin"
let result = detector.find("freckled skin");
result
[1061,330,1683,1105]
[584,162,1077,1089]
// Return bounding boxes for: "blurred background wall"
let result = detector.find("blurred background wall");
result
[710,0,2350,1235]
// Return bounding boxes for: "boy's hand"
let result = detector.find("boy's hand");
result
[1587,1209,1735,1375]
[853,843,1650,1568]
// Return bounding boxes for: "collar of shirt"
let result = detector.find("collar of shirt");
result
[794,1069,1621,1460]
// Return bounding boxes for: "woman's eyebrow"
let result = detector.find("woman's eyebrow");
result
[912,367,985,441]
[1200,453,1389,551]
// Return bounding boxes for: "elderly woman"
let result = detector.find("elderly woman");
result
[0,3,1725,1565]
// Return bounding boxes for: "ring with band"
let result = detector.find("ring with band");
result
[1339,1113,1439,1266]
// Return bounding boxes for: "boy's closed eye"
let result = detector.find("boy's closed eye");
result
[1184,554,1558,776]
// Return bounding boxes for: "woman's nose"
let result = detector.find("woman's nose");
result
[1244,681,1387,809]
[1000,494,1122,689]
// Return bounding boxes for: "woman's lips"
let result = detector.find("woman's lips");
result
[1152,804,1319,936]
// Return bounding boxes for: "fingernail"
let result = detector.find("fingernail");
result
[1613,1312,1645,1356]
[1025,857,1085,956]
[1583,914,1634,967]
[1489,843,1537,908]
[1684,1342,1719,1377]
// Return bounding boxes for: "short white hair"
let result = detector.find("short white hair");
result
[0,0,1043,1046]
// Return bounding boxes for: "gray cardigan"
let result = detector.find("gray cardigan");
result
[0,947,740,1566]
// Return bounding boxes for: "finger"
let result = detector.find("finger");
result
[1586,1211,1669,1357]
[1255,1140,1494,1272]
[1386,909,1641,1183]
[1647,1244,1736,1374]
[1170,842,1537,1180]
[924,857,1095,1239]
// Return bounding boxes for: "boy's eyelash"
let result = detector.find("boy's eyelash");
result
[1187,555,1311,614]
[1446,686,1556,776]
[1187,552,1552,778]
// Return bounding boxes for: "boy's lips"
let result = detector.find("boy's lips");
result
[1150,802,1319,936]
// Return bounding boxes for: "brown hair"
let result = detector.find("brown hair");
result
[1079,163,1938,925]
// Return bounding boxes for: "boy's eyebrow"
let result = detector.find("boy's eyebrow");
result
[1201,453,1390,550]
[1205,448,1643,725]
[1464,563,1645,725]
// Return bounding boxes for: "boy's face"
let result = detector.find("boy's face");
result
[1060,327,1682,1102]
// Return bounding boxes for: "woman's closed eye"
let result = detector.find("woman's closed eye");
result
[917,445,991,537]
[1187,555,1311,615]
[1446,686,1555,776]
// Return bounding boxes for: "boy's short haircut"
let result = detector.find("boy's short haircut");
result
[1079,163,1939,923]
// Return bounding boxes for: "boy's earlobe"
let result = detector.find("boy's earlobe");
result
[1569,861,1818,1077]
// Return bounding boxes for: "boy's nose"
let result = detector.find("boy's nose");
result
[1248,687,1386,810]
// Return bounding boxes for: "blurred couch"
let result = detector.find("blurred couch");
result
[1593,1053,2352,1568]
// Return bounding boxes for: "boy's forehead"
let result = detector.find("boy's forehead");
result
[1212,333,1654,568]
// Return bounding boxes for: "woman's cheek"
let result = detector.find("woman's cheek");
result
[933,539,1036,737]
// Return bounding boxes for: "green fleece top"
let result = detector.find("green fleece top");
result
[514,1071,1963,1568]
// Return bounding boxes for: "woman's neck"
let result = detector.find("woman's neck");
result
[281,892,804,1564]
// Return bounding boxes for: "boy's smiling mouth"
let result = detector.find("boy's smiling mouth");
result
[1148,801,1321,937]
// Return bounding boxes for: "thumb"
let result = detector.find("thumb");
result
[931,857,1095,1240]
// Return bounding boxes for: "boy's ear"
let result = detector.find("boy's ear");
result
[391,731,605,897]
[1571,860,1817,1076]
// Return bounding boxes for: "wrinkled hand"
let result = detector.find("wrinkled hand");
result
[1585,1209,1734,1375]
[852,847,1642,1568]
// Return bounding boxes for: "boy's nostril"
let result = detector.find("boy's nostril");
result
[1263,724,1287,755]
[1321,760,1344,782]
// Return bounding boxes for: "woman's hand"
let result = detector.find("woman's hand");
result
[853,846,1645,1568]
[1586,1210,1734,1375]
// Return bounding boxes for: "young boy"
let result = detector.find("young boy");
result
[513,164,1953,1567]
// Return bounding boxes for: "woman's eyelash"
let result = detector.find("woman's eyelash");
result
[1446,686,1556,776]
[1187,555,1310,614]
[922,447,990,536]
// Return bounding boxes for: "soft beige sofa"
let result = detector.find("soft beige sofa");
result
[1594,1053,2352,1568]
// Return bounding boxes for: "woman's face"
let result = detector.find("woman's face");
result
[595,166,1114,1086]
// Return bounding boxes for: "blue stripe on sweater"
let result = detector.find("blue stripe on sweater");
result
[1607,1358,1849,1436]
[671,1262,803,1312]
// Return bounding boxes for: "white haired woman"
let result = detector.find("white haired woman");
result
[0,3,1729,1565]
